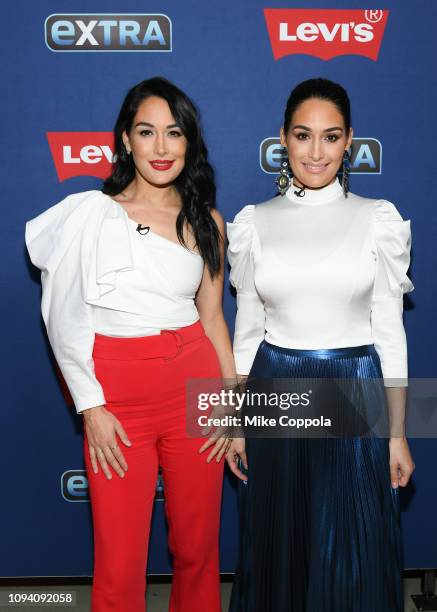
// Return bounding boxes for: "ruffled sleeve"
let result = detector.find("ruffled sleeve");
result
[24,190,123,413]
[25,192,94,276]
[227,205,259,290]
[372,199,414,299]
[370,199,414,387]
[227,205,265,375]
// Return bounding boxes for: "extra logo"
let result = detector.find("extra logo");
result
[260,138,382,175]
[61,470,164,502]
[264,9,389,61]
[45,14,172,52]
[47,132,115,181]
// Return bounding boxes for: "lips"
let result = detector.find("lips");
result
[302,162,329,174]
[149,160,175,171]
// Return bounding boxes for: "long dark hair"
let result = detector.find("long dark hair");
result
[283,78,352,194]
[102,76,221,276]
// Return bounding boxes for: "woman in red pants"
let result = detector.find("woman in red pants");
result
[25,77,236,612]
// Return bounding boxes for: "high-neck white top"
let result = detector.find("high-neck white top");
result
[25,190,204,413]
[227,178,414,386]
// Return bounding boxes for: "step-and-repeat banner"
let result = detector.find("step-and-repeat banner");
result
[3,0,436,576]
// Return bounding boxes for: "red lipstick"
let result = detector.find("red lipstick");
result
[150,160,175,171]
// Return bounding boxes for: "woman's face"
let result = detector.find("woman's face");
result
[122,95,187,187]
[280,97,353,189]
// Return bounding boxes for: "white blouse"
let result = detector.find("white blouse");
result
[227,178,414,386]
[25,190,204,413]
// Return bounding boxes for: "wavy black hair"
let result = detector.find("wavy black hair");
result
[283,78,352,195]
[102,76,221,276]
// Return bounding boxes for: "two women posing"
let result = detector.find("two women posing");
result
[26,76,414,612]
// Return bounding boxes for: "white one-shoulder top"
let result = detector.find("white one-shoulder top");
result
[25,190,204,413]
[227,178,414,386]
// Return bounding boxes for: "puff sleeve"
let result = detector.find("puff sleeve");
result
[227,205,266,375]
[370,200,414,387]
[25,193,106,413]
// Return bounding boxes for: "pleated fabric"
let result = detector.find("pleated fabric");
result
[229,341,403,612]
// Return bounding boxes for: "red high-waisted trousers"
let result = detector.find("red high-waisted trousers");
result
[83,320,224,612]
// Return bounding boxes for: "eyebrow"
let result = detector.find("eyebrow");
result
[292,124,344,132]
[134,121,181,129]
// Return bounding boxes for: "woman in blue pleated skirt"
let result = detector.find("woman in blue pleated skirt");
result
[226,78,415,612]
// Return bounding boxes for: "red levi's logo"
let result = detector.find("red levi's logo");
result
[264,9,389,61]
[47,132,115,181]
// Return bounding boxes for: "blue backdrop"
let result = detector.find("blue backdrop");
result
[2,0,436,576]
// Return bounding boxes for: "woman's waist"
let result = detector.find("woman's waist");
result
[263,305,373,346]
[91,300,199,330]
[261,339,377,360]
[264,318,374,358]
[92,319,205,360]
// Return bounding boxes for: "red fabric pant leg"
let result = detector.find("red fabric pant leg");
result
[84,346,165,612]
[159,433,224,612]
[84,416,159,612]
[153,332,224,612]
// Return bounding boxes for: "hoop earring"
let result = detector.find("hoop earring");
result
[276,148,292,196]
[342,148,351,198]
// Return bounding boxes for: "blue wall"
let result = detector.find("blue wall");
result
[3,0,436,575]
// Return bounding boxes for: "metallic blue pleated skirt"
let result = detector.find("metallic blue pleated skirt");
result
[229,341,403,612]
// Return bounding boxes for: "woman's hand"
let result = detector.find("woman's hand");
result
[198,381,242,464]
[83,405,132,480]
[226,438,248,482]
[198,427,232,463]
[389,437,415,488]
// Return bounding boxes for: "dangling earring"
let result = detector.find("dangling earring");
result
[342,148,351,198]
[276,148,292,196]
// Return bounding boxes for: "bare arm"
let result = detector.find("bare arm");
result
[385,386,406,440]
[385,386,415,488]
[195,208,237,384]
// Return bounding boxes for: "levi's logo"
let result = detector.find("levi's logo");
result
[47,132,115,181]
[264,9,389,61]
